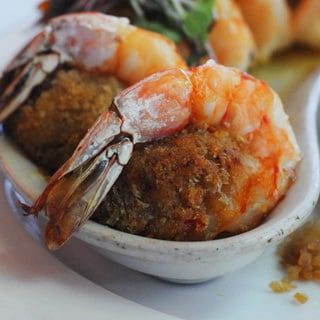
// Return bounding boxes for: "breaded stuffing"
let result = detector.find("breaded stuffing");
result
[4,69,122,173]
[278,219,320,281]
[93,125,261,241]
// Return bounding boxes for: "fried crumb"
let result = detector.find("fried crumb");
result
[278,219,320,281]
[269,219,320,304]
[294,292,308,304]
[268,280,295,293]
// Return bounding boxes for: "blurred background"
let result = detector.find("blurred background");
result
[0,0,40,35]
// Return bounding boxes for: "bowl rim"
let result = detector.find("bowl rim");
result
[1,71,320,260]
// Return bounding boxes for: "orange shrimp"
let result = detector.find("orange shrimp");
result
[0,13,186,122]
[290,0,320,48]
[235,0,292,62]
[208,0,256,70]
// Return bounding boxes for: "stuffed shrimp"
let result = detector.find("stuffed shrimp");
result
[0,13,185,172]
[22,60,300,250]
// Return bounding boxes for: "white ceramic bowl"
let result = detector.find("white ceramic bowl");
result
[1,72,320,284]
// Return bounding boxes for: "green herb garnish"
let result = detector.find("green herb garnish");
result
[130,0,214,45]
[183,0,214,43]
[137,19,182,43]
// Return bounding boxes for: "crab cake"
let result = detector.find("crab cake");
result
[4,69,123,173]
[93,125,276,241]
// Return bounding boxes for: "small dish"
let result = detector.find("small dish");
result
[1,71,320,284]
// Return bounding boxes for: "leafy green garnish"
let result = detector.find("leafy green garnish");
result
[130,0,215,47]
[182,0,214,43]
[137,19,182,43]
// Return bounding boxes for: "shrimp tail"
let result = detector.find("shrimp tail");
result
[23,110,133,250]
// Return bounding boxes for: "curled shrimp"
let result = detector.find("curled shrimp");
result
[0,12,186,122]
[291,0,320,48]
[235,0,292,62]
[24,60,301,250]
[208,0,256,70]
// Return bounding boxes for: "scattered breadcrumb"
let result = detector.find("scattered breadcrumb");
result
[269,219,320,303]
[268,279,295,293]
[294,292,308,304]
[278,219,320,281]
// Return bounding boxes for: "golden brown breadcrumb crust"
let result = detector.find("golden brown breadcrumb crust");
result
[93,125,262,241]
[4,68,122,173]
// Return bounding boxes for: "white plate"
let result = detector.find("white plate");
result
[1,1,320,319]
[0,177,181,320]
[1,60,319,284]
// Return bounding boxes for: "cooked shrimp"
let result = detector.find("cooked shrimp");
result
[0,12,186,122]
[235,0,292,62]
[290,0,320,48]
[24,60,301,250]
[208,0,256,70]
